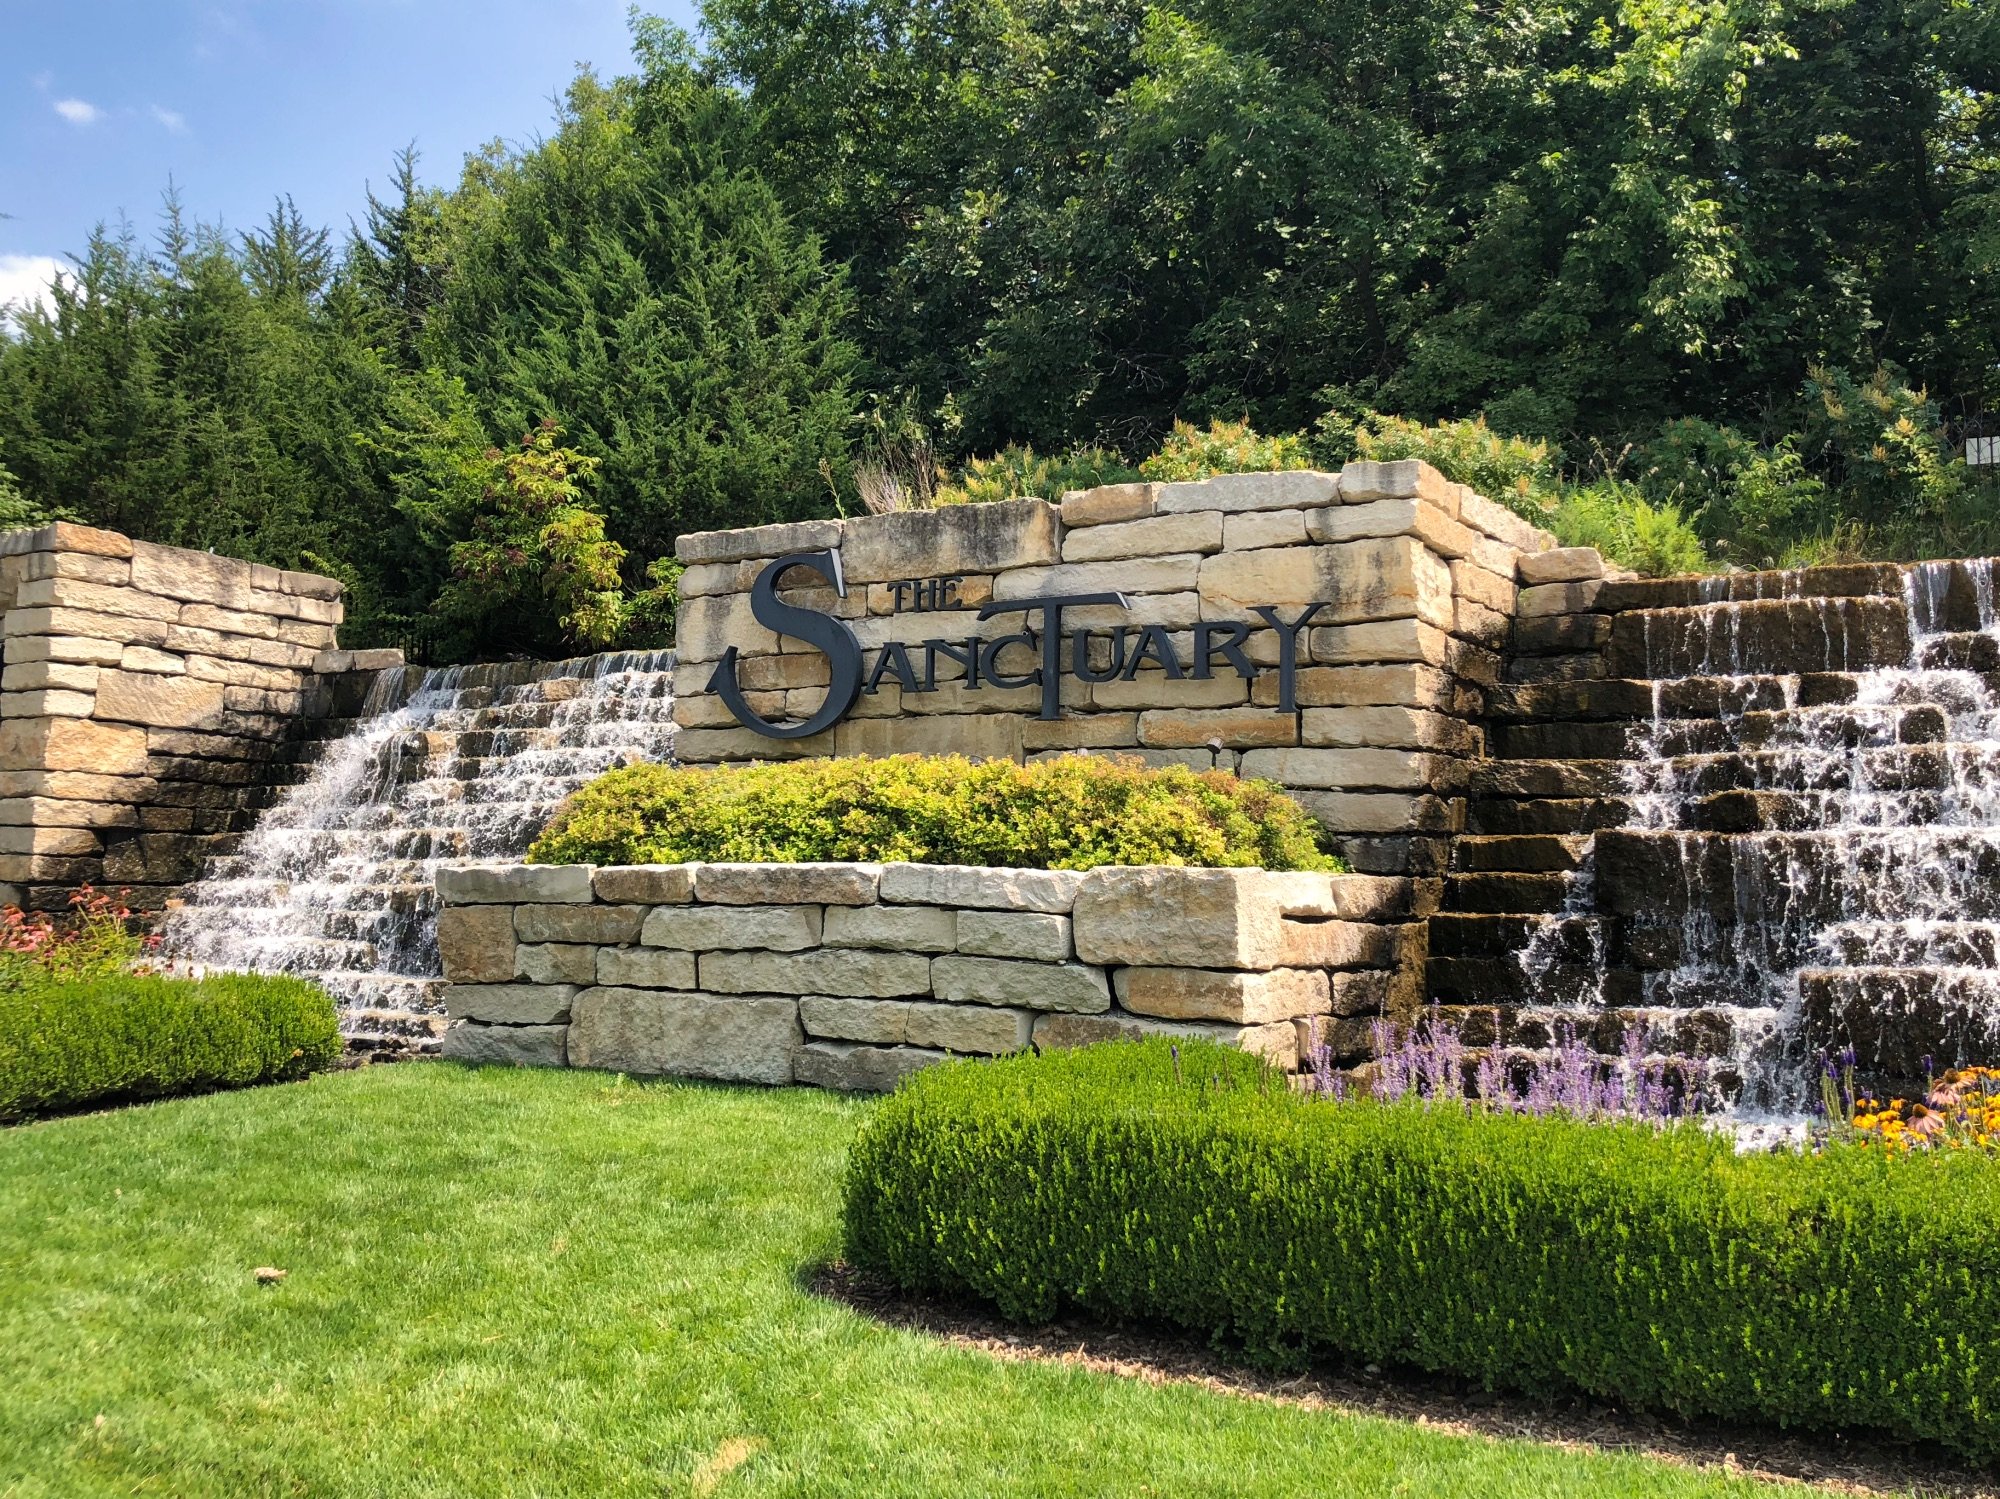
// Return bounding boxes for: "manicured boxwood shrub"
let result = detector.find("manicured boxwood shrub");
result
[845,1040,2000,1461]
[0,972,341,1120]
[529,753,1338,871]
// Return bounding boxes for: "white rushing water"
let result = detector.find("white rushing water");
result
[1518,560,2000,1109]
[157,651,675,1048]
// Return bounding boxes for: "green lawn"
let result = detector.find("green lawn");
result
[0,1064,1843,1498]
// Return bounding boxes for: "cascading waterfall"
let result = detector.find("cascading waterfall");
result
[1515,559,2000,1109]
[157,651,675,1049]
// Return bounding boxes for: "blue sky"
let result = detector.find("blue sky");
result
[1,0,699,312]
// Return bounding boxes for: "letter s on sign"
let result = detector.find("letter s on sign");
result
[706,550,864,738]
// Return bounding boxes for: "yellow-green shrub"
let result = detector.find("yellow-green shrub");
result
[529,753,1338,871]
[1138,419,1313,482]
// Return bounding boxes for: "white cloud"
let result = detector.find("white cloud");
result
[53,98,101,125]
[151,105,188,133]
[0,256,65,324]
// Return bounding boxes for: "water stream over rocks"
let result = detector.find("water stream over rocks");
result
[157,651,675,1050]
[1498,560,2000,1110]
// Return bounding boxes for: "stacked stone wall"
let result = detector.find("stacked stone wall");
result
[435,860,1424,1090]
[670,461,1559,880]
[0,522,397,910]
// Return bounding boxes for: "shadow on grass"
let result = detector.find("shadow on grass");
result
[805,1260,1998,1499]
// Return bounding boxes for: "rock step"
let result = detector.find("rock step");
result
[1451,835,1591,873]
[321,972,449,1013]
[1465,796,1636,836]
[1590,564,1905,612]
[1820,920,2000,969]
[1421,990,1755,1058]
[1797,965,2000,1082]
[171,934,379,971]
[1439,871,1579,914]
[1476,742,2000,799]
[1427,912,1605,959]
[1604,596,1911,679]
[1490,704,1948,761]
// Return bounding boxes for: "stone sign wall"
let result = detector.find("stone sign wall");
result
[0,522,398,911]
[670,460,1564,880]
[434,859,1424,1090]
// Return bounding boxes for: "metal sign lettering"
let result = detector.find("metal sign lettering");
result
[707,549,1323,740]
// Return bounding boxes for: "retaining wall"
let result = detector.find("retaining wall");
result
[670,461,1565,880]
[434,860,1425,1090]
[0,522,398,909]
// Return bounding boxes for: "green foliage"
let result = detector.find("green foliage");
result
[1137,419,1312,482]
[1326,411,1560,515]
[0,436,65,532]
[936,444,1141,505]
[442,422,628,655]
[0,886,154,991]
[529,753,1338,871]
[434,28,861,565]
[621,556,684,650]
[1550,482,1708,579]
[0,971,339,1120]
[847,1039,2000,1461]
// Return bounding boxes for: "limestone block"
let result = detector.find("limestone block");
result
[879,863,1084,913]
[993,554,1203,601]
[677,593,781,661]
[3,606,169,650]
[92,670,226,730]
[799,995,912,1043]
[1451,560,1517,615]
[0,660,98,695]
[1335,460,1458,509]
[182,655,302,692]
[7,635,125,667]
[732,653,832,692]
[0,796,134,830]
[1516,580,1605,618]
[446,983,578,1024]
[1088,671,1240,711]
[1304,497,1424,545]
[591,865,696,905]
[1060,512,1222,564]
[1455,597,1512,650]
[1300,706,1478,755]
[1519,546,1607,584]
[643,903,821,952]
[792,1040,944,1093]
[675,561,738,598]
[1307,619,1451,667]
[278,567,344,601]
[436,863,594,904]
[833,714,1024,763]
[675,517,844,566]
[1022,713,1140,751]
[517,944,601,986]
[440,1021,568,1067]
[222,685,300,716]
[905,1001,1034,1054]
[0,688,95,718]
[117,645,186,675]
[0,717,149,775]
[954,909,1072,963]
[0,825,100,856]
[1031,1011,1299,1069]
[437,905,518,984]
[1276,919,1399,969]
[277,619,340,650]
[930,955,1109,1012]
[1323,875,1419,921]
[1222,509,1309,550]
[175,604,280,640]
[700,948,932,998]
[13,576,182,623]
[1055,592,1203,631]
[20,550,130,585]
[1460,489,1557,551]
[694,861,882,906]
[1137,706,1298,749]
[0,769,152,802]
[1251,663,1447,712]
[1115,966,1330,1024]
[130,542,266,608]
[1327,969,1394,1017]
[1157,472,1339,515]
[824,903,957,953]
[1293,791,1460,835]
[1200,538,1452,632]
[162,626,316,669]
[1061,483,1159,527]
[514,903,644,944]
[841,499,1058,584]
[32,522,133,558]
[671,726,830,763]
[568,988,800,1084]
[1072,866,1300,970]
[596,946,699,989]
[1238,747,1462,792]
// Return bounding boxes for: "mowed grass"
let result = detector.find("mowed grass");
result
[0,1064,1836,1498]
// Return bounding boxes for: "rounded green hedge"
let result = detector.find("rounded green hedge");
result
[529,753,1339,871]
[845,1040,2000,1461]
[0,972,341,1120]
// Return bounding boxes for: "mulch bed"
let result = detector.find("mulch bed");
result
[813,1263,1997,1497]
